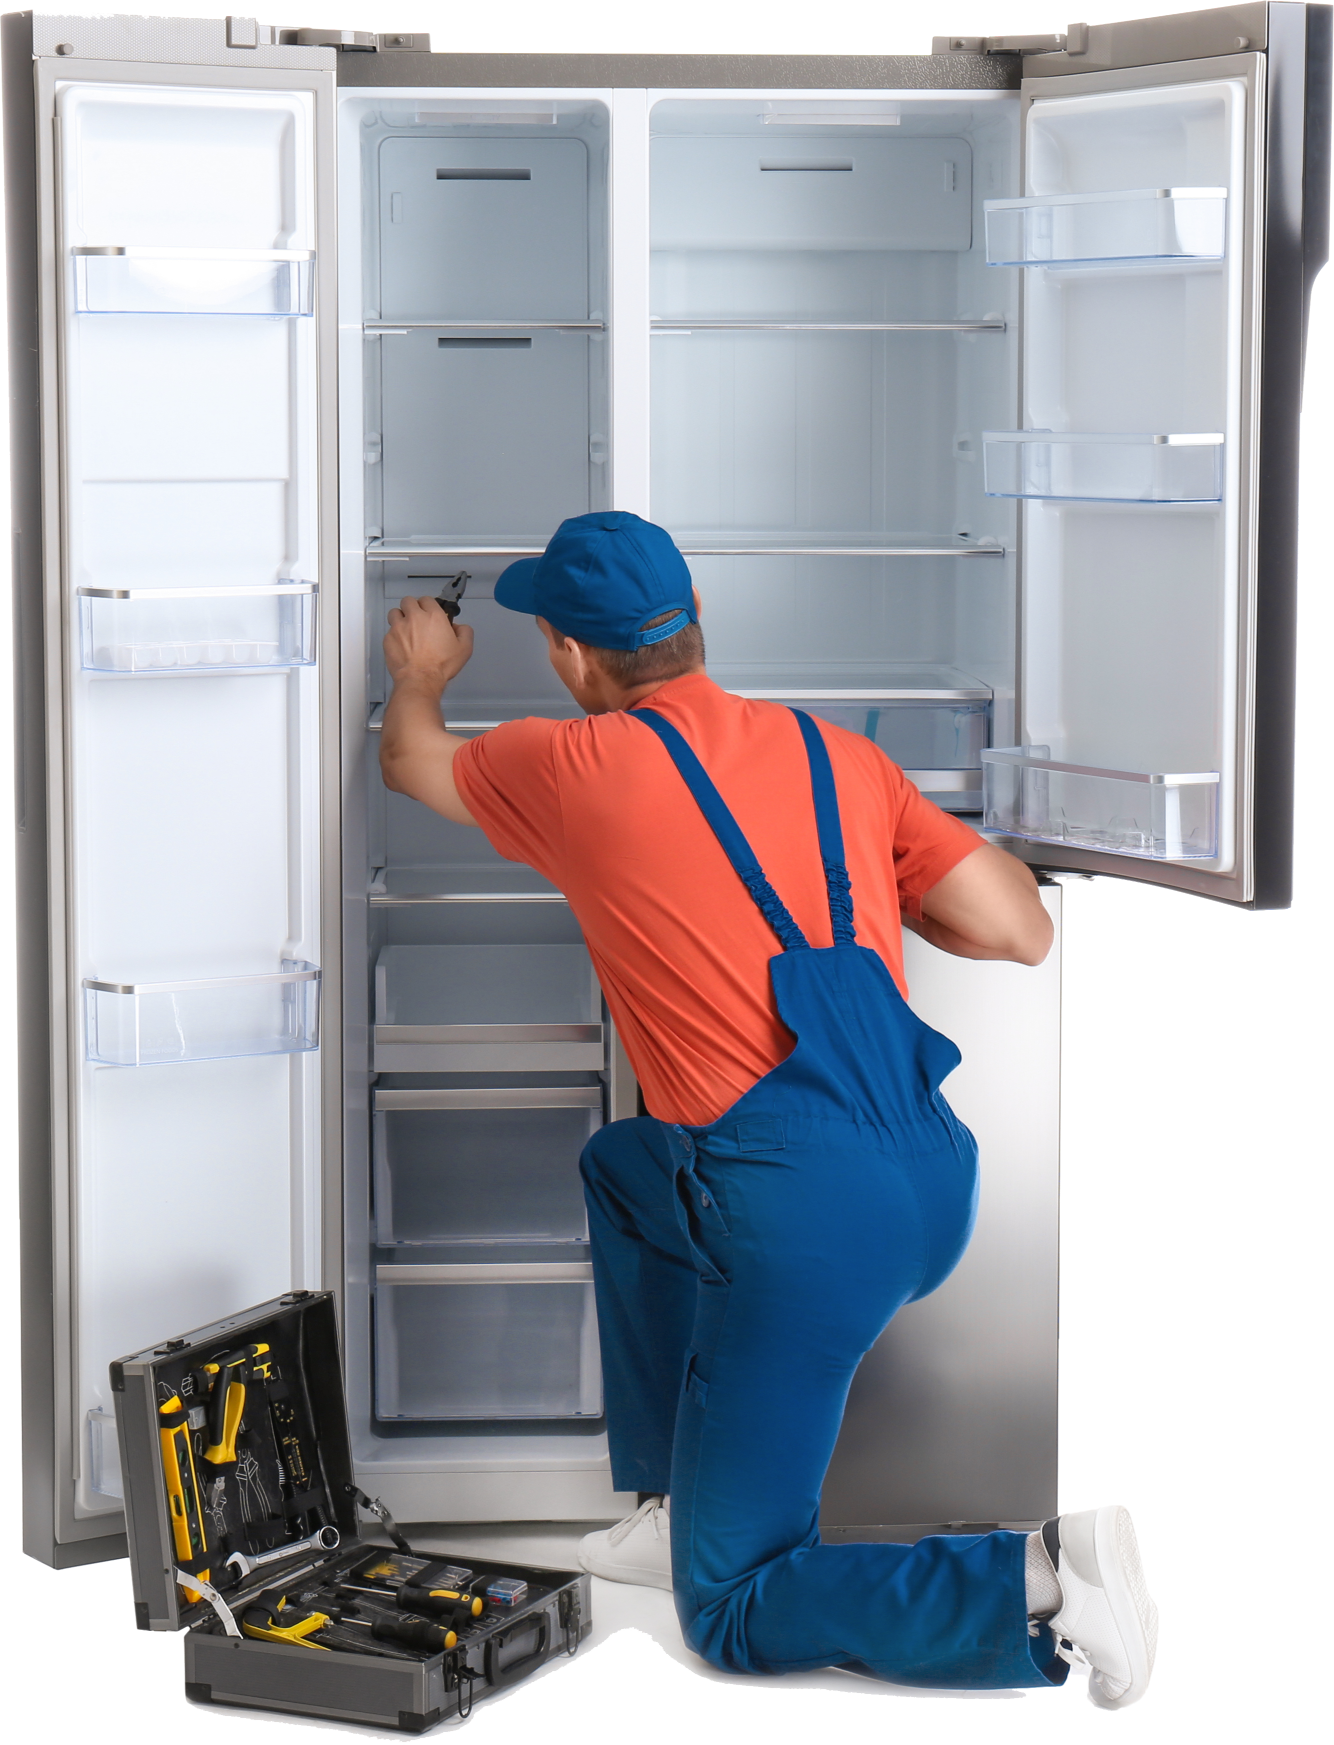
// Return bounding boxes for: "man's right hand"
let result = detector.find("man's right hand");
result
[384,594,475,690]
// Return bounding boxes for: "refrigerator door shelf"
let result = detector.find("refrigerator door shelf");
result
[83,961,321,1066]
[983,431,1224,502]
[72,246,315,317]
[77,583,317,673]
[374,1269,602,1421]
[373,1089,600,1247]
[982,750,1220,862]
[984,186,1227,268]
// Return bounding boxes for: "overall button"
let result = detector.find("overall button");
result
[700,1193,711,1208]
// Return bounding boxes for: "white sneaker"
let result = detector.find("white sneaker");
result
[578,1496,672,1590]
[1045,1505,1158,1709]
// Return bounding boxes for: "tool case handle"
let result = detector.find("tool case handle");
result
[483,1616,549,1690]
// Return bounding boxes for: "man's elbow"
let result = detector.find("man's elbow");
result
[1008,907,1054,967]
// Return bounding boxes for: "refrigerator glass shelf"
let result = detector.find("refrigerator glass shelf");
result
[374,1272,602,1420]
[369,865,567,904]
[77,583,317,673]
[982,750,1220,862]
[82,960,321,1066]
[373,1094,599,1247]
[984,187,1227,268]
[72,246,315,316]
[982,431,1224,503]
[650,319,1006,332]
[367,536,1007,559]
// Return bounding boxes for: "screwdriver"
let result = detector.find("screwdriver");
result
[339,1581,484,1624]
[342,1611,458,1652]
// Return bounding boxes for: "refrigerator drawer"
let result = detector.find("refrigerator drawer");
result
[373,1087,601,1246]
[373,945,605,1071]
[374,1265,603,1420]
[786,699,988,770]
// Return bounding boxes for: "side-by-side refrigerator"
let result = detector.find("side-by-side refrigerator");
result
[11,7,1328,1570]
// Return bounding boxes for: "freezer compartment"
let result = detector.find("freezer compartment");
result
[83,960,320,1066]
[72,247,314,316]
[373,1086,600,1246]
[982,431,1223,503]
[374,944,604,1070]
[374,1265,602,1420]
[982,749,1219,862]
[78,583,316,672]
[984,187,1226,268]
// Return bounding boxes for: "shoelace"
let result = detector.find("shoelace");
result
[607,1496,667,1547]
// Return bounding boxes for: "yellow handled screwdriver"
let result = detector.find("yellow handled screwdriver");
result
[202,1343,269,1466]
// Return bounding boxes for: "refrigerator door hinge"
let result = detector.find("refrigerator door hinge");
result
[277,27,430,52]
[932,32,1075,57]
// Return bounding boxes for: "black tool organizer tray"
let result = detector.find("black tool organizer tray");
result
[113,1291,591,1732]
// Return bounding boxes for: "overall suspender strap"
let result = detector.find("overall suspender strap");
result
[789,710,858,946]
[632,708,810,952]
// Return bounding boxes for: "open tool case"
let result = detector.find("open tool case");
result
[113,1291,591,1731]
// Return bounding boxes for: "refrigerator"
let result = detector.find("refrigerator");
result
[9,6,1327,1571]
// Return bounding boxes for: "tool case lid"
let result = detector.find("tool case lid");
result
[111,1290,357,1633]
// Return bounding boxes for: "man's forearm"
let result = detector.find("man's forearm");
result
[379,674,477,822]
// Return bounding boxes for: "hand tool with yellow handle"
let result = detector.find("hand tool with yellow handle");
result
[343,1611,458,1652]
[158,1394,209,1597]
[202,1343,269,1466]
[240,1595,332,1649]
[339,1580,483,1624]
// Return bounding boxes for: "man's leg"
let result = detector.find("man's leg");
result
[580,1117,698,1495]
[670,1117,1060,1690]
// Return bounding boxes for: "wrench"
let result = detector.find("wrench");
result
[226,1523,340,1580]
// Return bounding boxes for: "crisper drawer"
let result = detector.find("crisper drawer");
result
[374,1263,602,1421]
[374,944,605,1071]
[373,1087,601,1246]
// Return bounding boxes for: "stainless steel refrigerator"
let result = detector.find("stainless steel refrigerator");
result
[10,5,1327,1570]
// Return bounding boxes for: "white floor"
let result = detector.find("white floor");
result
[185,1514,1019,1731]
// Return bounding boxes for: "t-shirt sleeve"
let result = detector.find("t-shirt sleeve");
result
[452,718,566,885]
[889,766,986,921]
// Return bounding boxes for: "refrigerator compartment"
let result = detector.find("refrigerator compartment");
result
[77,582,316,672]
[374,1267,602,1420]
[982,749,1219,862]
[651,134,973,252]
[984,187,1227,268]
[83,960,320,1066]
[374,944,604,1071]
[72,247,314,316]
[373,1087,601,1246]
[375,326,605,539]
[982,431,1224,503]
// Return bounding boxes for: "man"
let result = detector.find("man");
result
[380,510,1157,1707]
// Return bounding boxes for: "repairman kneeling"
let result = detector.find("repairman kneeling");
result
[379,511,1157,1708]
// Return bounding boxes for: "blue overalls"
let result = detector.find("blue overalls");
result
[580,707,1065,1689]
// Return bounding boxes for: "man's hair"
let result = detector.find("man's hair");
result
[578,610,706,687]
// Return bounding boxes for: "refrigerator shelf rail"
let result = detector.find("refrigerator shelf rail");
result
[72,246,315,317]
[650,319,1007,332]
[377,1262,595,1284]
[984,186,1227,268]
[982,431,1225,503]
[365,320,605,332]
[982,750,1220,862]
[82,961,321,1067]
[77,582,318,673]
[367,539,1007,559]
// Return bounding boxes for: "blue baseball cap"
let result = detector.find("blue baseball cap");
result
[494,511,696,652]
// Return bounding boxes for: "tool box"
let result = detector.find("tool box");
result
[112,1290,591,1731]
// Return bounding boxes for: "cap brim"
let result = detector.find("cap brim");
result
[494,556,543,616]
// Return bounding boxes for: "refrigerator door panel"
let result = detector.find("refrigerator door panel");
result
[1000,19,1328,904]
[13,24,338,1566]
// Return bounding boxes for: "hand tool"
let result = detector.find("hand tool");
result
[338,1580,483,1624]
[226,1523,340,1579]
[431,572,469,621]
[311,1621,421,1661]
[158,1393,209,1598]
[240,1595,332,1649]
[202,1343,269,1465]
[341,1612,458,1653]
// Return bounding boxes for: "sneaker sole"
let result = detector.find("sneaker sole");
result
[576,1550,673,1591]
[1086,1505,1159,1710]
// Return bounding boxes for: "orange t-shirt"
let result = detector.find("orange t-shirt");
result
[453,673,982,1125]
